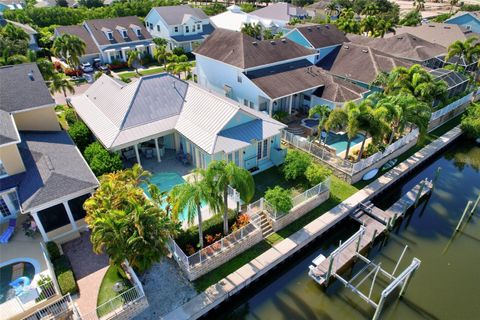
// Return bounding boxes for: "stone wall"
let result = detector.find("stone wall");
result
[176,228,264,281]
[272,189,330,232]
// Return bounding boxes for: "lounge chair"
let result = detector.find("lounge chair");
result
[0,219,17,244]
[182,153,192,166]
[123,149,136,161]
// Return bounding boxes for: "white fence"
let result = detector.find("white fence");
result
[430,92,473,121]
[248,178,331,220]
[23,294,80,320]
[352,128,419,173]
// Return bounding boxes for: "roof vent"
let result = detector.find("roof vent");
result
[344,45,349,49]
[28,70,34,81]
[270,40,276,45]
[281,38,286,43]
[252,41,257,45]
[444,26,451,29]
[307,27,312,31]
[428,25,435,28]
[362,49,368,53]
[325,24,330,29]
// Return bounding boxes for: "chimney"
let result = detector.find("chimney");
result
[28,70,34,81]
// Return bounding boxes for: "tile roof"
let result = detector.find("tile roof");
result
[317,43,413,85]
[251,3,307,22]
[84,16,152,46]
[0,110,19,146]
[294,24,348,48]
[153,5,208,26]
[348,33,446,62]
[5,131,98,211]
[0,63,55,113]
[246,59,367,100]
[194,28,317,69]
[391,22,479,48]
[55,24,100,55]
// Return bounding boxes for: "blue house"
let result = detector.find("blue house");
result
[445,11,480,34]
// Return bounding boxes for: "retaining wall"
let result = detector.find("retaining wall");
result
[272,189,330,232]
[428,102,470,132]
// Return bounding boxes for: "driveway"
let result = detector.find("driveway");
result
[53,83,91,105]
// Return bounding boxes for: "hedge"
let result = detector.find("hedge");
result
[175,209,237,253]
[45,241,61,260]
[53,255,79,295]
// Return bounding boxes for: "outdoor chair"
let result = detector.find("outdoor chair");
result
[144,149,154,159]
[182,153,192,166]
[0,218,17,244]
[123,149,136,161]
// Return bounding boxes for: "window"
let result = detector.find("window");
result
[257,139,268,160]
[237,74,242,83]
[0,160,7,178]
[122,30,128,38]
[174,26,179,32]
[0,199,10,218]
[0,190,20,218]
[157,25,160,32]
[243,99,248,106]
[197,23,202,31]
[107,32,113,40]
[38,204,70,232]
[249,101,254,109]
[185,26,190,33]
[148,22,153,30]
[136,29,141,37]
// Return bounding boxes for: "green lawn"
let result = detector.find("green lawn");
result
[96,265,132,311]
[252,166,307,201]
[118,66,165,79]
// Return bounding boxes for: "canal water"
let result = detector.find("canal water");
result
[212,138,480,320]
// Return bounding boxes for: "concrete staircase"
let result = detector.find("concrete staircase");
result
[259,211,274,237]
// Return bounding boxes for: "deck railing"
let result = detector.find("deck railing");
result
[23,294,80,320]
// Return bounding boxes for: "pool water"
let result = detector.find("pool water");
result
[0,262,35,303]
[325,132,364,154]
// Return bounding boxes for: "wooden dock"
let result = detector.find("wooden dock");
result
[309,179,433,286]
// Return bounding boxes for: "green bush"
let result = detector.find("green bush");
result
[84,142,123,176]
[46,241,61,260]
[305,163,331,187]
[53,255,78,295]
[283,149,311,181]
[64,108,77,126]
[461,102,480,138]
[67,121,91,152]
[265,186,293,213]
[272,110,288,122]
[175,209,237,253]
[172,47,185,56]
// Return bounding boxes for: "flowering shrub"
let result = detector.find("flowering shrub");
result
[230,214,250,232]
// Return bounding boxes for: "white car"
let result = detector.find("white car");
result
[81,62,94,73]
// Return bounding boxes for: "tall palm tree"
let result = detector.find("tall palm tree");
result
[49,74,75,97]
[374,19,395,38]
[241,22,262,40]
[413,0,425,11]
[206,161,255,234]
[326,2,339,17]
[360,16,377,36]
[154,44,170,69]
[336,8,360,34]
[127,50,142,75]
[445,37,480,71]
[2,23,29,41]
[52,34,86,68]
[324,107,354,159]
[308,104,331,144]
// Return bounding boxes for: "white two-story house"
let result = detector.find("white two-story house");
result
[145,5,215,52]
[194,28,368,117]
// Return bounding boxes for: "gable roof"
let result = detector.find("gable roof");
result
[153,5,208,26]
[391,22,479,47]
[0,63,55,113]
[251,2,307,22]
[194,28,317,69]
[292,24,348,49]
[317,43,413,84]
[246,59,367,100]
[4,131,98,211]
[0,110,19,146]
[348,33,446,62]
[55,25,100,55]
[84,16,152,46]
[69,73,285,153]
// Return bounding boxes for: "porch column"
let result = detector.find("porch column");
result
[63,202,78,231]
[288,95,293,114]
[269,100,274,117]
[155,137,162,163]
[32,212,48,242]
[106,51,112,63]
[134,144,141,166]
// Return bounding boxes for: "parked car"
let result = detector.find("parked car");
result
[98,65,111,75]
[81,62,94,73]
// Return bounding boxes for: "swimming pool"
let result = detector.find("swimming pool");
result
[0,261,35,303]
[325,132,364,154]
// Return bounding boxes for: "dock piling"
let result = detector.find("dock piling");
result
[455,201,473,231]
[414,180,425,207]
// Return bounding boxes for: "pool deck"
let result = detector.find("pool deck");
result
[162,126,463,320]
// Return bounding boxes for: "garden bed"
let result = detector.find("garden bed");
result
[97,265,132,308]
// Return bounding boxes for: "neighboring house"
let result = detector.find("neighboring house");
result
[0,0,23,11]
[0,63,98,243]
[55,16,154,65]
[144,5,214,52]
[34,0,77,8]
[285,24,348,63]
[210,5,277,32]
[445,11,480,33]
[69,73,287,174]
[194,28,368,116]
[0,15,39,50]
[250,2,308,27]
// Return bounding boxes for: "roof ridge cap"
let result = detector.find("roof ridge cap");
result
[118,78,143,130]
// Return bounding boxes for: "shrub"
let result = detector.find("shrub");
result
[84,142,123,176]
[46,241,61,260]
[272,110,288,122]
[230,213,250,232]
[67,121,91,152]
[64,68,83,76]
[283,149,311,180]
[305,163,331,187]
[172,47,185,56]
[53,255,78,295]
[461,102,480,138]
[265,186,293,213]
[64,108,77,126]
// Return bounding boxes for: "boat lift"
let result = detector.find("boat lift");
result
[309,226,421,320]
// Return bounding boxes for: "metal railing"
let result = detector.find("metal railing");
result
[23,294,80,320]
[169,218,260,271]
[430,92,473,121]
[81,285,144,320]
[292,177,331,208]
[228,185,241,204]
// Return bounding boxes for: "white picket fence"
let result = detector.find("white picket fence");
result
[430,92,473,121]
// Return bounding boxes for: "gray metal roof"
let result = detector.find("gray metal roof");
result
[10,131,98,212]
[0,110,19,146]
[0,63,55,113]
[251,3,307,21]
[153,5,209,26]
[171,23,214,42]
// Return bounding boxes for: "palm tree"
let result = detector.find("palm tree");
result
[445,37,480,71]
[154,44,170,69]
[2,23,29,41]
[449,0,458,14]
[413,0,425,11]
[169,176,219,248]
[241,22,262,40]
[49,74,75,97]
[326,2,339,17]
[360,16,377,36]
[127,50,142,75]
[362,3,379,16]
[52,34,86,68]
[308,104,331,144]
[206,161,255,234]
[374,19,395,38]
[336,8,360,34]
[324,107,354,159]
